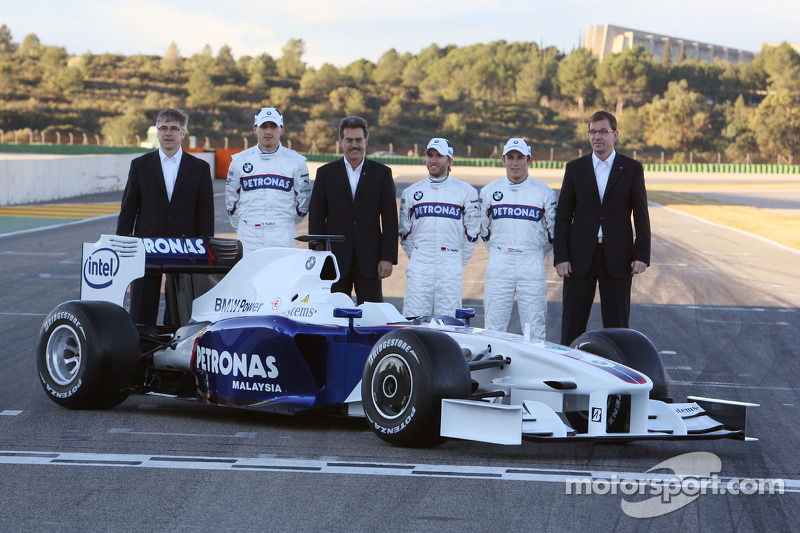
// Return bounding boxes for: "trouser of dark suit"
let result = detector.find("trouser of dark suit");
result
[560,243,631,346]
[128,272,165,325]
[332,249,383,305]
[130,273,217,326]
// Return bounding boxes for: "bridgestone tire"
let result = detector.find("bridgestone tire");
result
[362,329,471,447]
[570,328,669,400]
[37,301,141,409]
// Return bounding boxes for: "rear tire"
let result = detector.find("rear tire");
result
[362,329,471,447]
[38,301,141,409]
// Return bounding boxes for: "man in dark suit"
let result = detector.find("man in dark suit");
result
[553,110,650,346]
[308,116,398,304]
[116,108,215,324]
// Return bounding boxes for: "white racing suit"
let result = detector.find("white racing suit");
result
[399,175,481,318]
[479,176,557,338]
[226,145,311,254]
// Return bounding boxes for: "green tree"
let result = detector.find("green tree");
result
[268,86,295,113]
[56,66,85,94]
[402,44,445,89]
[329,87,367,117]
[442,112,467,142]
[299,63,343,99]
[0,24,16,53]
[374,49,409,91]
[662,40,672,68]
[186,68,219,108]
[78,52,98,78]
[595,45,655,115]
[516,44,559,103]
[723,95,758,162]
[214,44,238,82]
[378,95,404,127]
[188,44,215,72]
[38,46,83,94]
[640,80,714,151]
[100,109,150,144]
[751,42,800,91]
[343,59,375,85]
[557,47,597,113]
[0,62,16,93]
[19,33,43,57]
[161,42,181,71]
[750,89,800,159]
[300,118,335,152]
[676,43,687,64]
[276,38,306,78]
[671,60,724,102]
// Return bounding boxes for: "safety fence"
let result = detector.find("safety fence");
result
[2,143,799,174]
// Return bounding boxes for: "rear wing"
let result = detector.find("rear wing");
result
[80,235,242,306]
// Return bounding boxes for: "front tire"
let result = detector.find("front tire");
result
[571,328,669,400]
[37,301,141,409]
[362,329,471,447]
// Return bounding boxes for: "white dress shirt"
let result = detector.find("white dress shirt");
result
[592,149,615,238]
[344,157,364,199]
[160,147,183,201]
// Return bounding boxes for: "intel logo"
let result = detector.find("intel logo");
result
[83,248,120,289]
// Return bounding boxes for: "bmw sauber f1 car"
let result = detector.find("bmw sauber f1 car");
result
[37,234,757,447]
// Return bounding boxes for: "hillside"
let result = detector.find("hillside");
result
[1,25,799,164]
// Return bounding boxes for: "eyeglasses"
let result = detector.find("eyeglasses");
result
[588,129,614,136]
[157,126,184,133]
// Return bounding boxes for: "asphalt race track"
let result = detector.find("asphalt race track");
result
[1,175,799,532]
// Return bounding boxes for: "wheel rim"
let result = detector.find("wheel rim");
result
[46,325,82,386]
[371,354,413,420]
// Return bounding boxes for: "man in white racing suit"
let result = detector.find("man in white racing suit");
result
[480,138,557,339]
[226,107,311,254]
[399,138,481,318]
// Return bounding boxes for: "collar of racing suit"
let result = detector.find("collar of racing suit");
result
[506,175,530,187]
[427,174,450,187]
[258,145,282,159]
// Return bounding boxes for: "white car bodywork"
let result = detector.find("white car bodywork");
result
[78,235,757,445]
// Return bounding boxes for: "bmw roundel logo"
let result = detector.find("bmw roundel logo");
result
[493,191,503,201]
[413,191,423,201]
[305,256,316,270]
[243,162,253,173]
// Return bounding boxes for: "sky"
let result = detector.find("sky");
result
[3,0,798,67]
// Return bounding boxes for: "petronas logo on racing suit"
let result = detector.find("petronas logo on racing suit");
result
[490,204,544,221]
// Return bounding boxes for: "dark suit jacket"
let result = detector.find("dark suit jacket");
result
[308,158,398,277]
[553,153,650,279]
[116,150,215,238]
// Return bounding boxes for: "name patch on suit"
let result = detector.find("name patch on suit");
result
[241,174,293,192]
[490,204,544,221]
[411,202,462,220]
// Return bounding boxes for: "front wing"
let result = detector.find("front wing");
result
[440,396,758,445]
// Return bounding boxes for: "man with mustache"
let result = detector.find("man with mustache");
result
[308,116,398,304]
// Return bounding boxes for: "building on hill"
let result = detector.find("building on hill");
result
[585,24,756,64]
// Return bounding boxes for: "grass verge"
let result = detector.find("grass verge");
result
[648,190,800,250]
